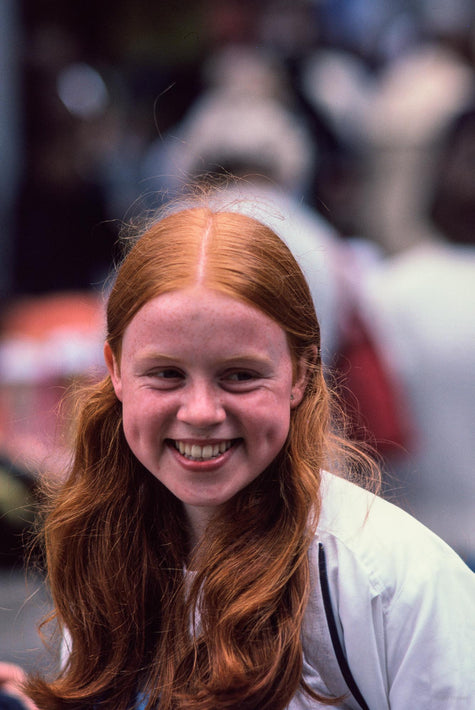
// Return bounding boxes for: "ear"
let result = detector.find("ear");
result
[290,346,316,409]
[104,342,123,402]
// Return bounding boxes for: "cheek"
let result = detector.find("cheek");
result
[121,410,141,457]
[120,395,157,449]
[121,408,163,475]
[253,399,291,450]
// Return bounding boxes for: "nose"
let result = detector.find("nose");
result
[176,381,226,428]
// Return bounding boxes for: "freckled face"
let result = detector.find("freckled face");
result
[105,287,307,537]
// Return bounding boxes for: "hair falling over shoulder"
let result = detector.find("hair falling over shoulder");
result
[26,193,379,710]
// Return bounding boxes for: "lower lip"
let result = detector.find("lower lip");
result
[167,440,240,471]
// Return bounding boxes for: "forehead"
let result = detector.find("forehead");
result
[121,286,291,359]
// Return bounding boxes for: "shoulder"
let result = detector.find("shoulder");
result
[316,471,472,604]
[313,472,475,708]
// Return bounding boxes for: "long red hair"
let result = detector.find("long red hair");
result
[27,204,370,709]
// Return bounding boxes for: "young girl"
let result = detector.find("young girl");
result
[24,201,474,709]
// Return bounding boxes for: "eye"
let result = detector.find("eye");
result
[221,369,262,391]
[146,367,184,389]
[227,371,255,381]
[155,368,183,379]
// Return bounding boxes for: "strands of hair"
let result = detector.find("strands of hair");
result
[25,185,379,710]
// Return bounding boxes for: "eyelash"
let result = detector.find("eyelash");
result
[155,368,183,379]
[146,368,261,390]
[225,371,256,382]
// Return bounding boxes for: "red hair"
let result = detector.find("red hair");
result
[27,204,372,709]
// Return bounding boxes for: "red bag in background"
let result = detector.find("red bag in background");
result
[333,307,412,456]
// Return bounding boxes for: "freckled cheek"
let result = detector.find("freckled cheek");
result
[121,400,166,450]
[121,411,142,454]
[246,400,292,447]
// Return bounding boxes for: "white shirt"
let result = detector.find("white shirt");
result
[296,472,475,709]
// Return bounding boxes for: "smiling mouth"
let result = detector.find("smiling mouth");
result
[172,440,236,462]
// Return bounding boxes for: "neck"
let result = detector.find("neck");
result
[184,503,217,551]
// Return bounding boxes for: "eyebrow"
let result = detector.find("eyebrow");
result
[134,350,275,368]
[133,352,182,370]
[135,351,179,363]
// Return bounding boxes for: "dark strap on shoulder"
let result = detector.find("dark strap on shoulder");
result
[318,543,370,710]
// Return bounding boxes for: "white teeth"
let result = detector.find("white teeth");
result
[191,444,202,458]
[174,440,233,461]
[202,444,213,458]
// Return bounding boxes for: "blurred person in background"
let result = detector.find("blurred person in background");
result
[361,104,475,569]
[358,16,474,254]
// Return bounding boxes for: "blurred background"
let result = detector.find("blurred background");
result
[0,0,474,674]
